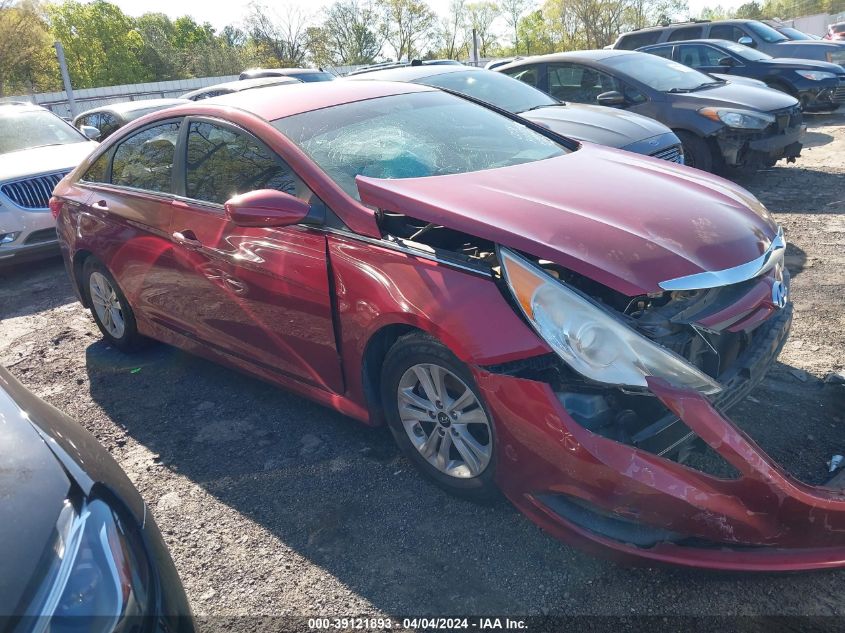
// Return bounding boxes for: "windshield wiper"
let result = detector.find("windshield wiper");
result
[519,102,567,113]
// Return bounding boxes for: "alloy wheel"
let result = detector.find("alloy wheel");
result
[89,271,126,339]
[397,363,492,479]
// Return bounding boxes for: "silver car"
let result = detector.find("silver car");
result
[0,103,97,264]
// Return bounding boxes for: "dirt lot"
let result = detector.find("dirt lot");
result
[1,111,845,622]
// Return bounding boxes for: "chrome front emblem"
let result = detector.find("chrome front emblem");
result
[771,279,788,309]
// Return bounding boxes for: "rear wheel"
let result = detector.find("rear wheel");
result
[676,130,714,172]
[381,333,498,501]
[83,257,148,352]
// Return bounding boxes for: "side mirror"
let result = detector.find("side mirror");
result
[596,90,626,106]
[738,36,756,47]
[81,125,101,140]
[225,189,311,228]
[717,56,735,67]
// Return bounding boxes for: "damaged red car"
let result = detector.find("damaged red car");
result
[52,81,845,571]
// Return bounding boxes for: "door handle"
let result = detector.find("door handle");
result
[91,200,108,211]
[172,230,202,249]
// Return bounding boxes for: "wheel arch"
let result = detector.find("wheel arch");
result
[360,323,422,425]
[72,249,94,308]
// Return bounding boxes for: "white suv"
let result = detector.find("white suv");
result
[0,103,97,264]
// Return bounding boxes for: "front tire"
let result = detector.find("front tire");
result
[83,257,147,352]
[381,333,498,501]
[676,130,714,172]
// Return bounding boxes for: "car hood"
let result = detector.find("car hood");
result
[357,144,778,296]
[0,141,98,183]
[0,376,71,616]
[761,57,845,73]
[521,103,671,148]
[668,82,798,112]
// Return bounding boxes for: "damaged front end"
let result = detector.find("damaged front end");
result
[714,104,804,168]
[472,242,845,570]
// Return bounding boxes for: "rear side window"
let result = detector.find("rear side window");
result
[643,45,674,59]
[667,26,704,41]
[710,24,746,41]
[501,66,539,87]
[184,121,300,206]
[616,30,662,50]
[111,121,180,194]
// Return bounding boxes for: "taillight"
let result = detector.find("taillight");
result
[49,196,63,219]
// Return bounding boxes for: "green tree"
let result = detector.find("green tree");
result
[48,0,149,88]
[465,1,500,57]
[377,0,436,61]
[245,2,310,67]
[734,1,763,18]
[320,0,383,65]
[0,0,59,96]
[501,0,531,55]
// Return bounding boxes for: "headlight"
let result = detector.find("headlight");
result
[795,70,837,81]
[24,497,151,633]
[500,247,722,395]
[699,107,775,130]
[826,50,845,65]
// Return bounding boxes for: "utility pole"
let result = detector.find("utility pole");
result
[54,41,77,118]
[471,28,479,65]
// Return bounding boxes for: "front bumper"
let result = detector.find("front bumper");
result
[715,108,805,167]
[474,338,845,571]
[621,131,684,164]
[798,77,845,110]
[0,203,59,263]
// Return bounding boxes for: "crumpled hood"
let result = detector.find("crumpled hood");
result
[670,82,798,112]
[357,144,778,296]
[0,141,97,183]
[522,103,671,149]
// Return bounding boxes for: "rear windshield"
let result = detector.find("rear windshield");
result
[272,91,567,199]
[0,108,86,155]
[295,72,335,82]
[417,69,558,114]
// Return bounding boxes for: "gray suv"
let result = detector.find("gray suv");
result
[613,20,845,68]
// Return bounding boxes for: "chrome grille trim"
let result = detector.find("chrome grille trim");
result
[650,144,684,163]
[0,171,69,210]
[659,226,785,291]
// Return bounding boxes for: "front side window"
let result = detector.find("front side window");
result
[272,91,567,200]
[677,44,728,67]
[98,113,121,138]
[111,121,180,193]
[82,150,111,184]
[0,109,87,155]
[185,121,300,206]
[419,69,557,114]
[547,63,621,103]
[502,66,540,87]
[710,24,746,41]
[667,26,703,41]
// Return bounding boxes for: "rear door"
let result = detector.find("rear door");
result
[76,119,184,331]
[166,117,343,392]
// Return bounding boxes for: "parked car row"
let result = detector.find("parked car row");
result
[40,74,845,572]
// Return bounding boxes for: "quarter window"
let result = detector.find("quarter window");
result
[111,121,181,193]
[184,121,300,206]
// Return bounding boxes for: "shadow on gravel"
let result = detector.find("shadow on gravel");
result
[0,256,75,319]
[83,338,845,615]
[734,168,845,215]
[801,130,835,149]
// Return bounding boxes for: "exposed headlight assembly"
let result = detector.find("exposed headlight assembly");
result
[500,247,723,395]
[24,497,151,633]
[795,70,837,81]
[699,107,775,130]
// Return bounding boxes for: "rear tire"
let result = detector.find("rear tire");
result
[380,332,498,501]
[676,130,714,172]
[82,257,148,352]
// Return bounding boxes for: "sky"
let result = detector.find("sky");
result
[112,0,747,35]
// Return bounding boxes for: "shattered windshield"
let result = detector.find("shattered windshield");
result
[272,91,567,199]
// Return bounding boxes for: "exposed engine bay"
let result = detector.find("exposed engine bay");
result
[378,211,792,464]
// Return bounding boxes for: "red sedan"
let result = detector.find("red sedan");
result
[51,81,845,571]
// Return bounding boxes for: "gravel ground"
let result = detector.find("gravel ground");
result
[1,111,844,621]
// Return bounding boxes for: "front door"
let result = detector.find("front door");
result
[166,118,343,393]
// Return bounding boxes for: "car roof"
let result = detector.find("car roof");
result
[168,80,436,121]
[188,75,301,97]
[76,98,189,118]
[640,38,738,49]
[242,67,326,76]
[0,101,47,114]
[345,64,477,82]
[500,49,635,68]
